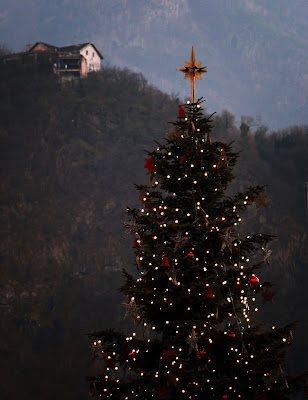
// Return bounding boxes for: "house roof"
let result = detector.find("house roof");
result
[29,42,103,59]
[29,42,59,52]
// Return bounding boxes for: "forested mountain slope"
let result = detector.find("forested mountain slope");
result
[1,0,307,129]
[0,66,307,399]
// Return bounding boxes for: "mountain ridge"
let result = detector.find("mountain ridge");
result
[1,0,307,129]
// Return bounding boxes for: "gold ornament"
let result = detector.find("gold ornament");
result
[193,215,209,227]
[217,149,230,169]
[149,172,159,188]
[177,46,207,103]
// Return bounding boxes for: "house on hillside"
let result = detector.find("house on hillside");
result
[0,42,103,80]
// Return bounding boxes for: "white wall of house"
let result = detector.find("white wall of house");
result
[79,44,101,73]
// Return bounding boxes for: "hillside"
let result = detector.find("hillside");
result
[0,67,307,399]
[0,0,307,129]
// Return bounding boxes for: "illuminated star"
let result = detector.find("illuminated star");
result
[177,46,207,80]
[177,46,207,103]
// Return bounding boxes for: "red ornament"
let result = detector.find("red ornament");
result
[158,386,172,399]
[205,288,214,299]
[207,134,211,144]
[178,104,186,118]
[222,396,228,400]
[196,348,206,359]
[128,351,134,356]
[188,252,194,258]
[249,275,259,288]
[132,238,140,248]
[161,256,170,267]
[144,156,156,173]
[228,332,236,338]
[178,155,187,165]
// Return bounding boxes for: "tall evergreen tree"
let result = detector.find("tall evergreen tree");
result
[88,49,305,400]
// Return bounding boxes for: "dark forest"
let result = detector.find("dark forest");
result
[0,66,307,399]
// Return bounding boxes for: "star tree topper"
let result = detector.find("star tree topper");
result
[177,46,207,103]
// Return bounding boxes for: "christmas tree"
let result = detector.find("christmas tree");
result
[88,48,305,400]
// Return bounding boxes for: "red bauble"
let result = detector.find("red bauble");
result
[196,348,206,359]
[161,256,170,267]
[207,135,211,144]
[228,332,236,338]
[132,238,140,248]
[144,156,156,173]
[249,275,259,288]
[205,288,214,299]
[222,396,228,400]
[188,252,194,258]
[178,155,187,165]
[178,104,186,118]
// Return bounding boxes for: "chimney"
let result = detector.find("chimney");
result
[25,44,32,52]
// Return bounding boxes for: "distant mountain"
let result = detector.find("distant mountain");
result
[0,0,307,129]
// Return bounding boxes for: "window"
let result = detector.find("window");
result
[86,50,88,55]
[93,52,94,57]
